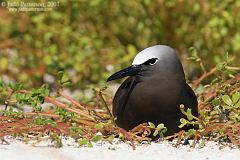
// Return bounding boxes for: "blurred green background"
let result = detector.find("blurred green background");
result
[0,0,239,89]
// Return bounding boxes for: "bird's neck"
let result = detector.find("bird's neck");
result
[138,72,185,83]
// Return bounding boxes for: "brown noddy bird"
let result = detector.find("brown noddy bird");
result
[107,45,198,136]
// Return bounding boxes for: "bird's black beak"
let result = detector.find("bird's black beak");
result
[107,65,143,82]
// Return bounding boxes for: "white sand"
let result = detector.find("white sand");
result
[0,137,240,160]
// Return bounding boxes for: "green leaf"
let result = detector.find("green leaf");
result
[87,142,93,148]
[156,123,167,133]
[235,101,240,108]
[153,130,159,137]
[10,83,23,91]
[91,134,102,143]
[212,99,220,106]
[210,109,219,116]
[57,71,64,80]
[78,138,88,146]
[57,71,71,86]
[186,108,194,120]
[107,134,115,143]
[180,118,188,124]
[148,122,155,129]
[179,118,188,128]
[223,105,231,110]
[0,79,5,88]
[178,123,186,128]
[216,62,225,71]
[232,92,240,104]
[94,123,104,129]
[61,73,70,83]
[156,123,165,130]
[188,47,198,58]
[62,82,71,87]
[186,129,196,137]
[222,95,233,106]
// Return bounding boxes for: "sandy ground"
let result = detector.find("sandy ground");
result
[0,137,240,160]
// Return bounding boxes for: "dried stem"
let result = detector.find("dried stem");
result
[99,89,114,123]
[17,90,95,121]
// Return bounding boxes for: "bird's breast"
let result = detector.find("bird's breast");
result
[128,78,183,116]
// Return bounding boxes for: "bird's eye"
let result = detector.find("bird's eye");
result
[143,58,158,66]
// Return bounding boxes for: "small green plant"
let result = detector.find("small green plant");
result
[57,71,71,88]
[1,107,23,119]
[221,92,240,121]
[148,122,167,137]
[78,133,102,148]
[0,63,240,148]
[50,132,63,148]
[178,105,200,129]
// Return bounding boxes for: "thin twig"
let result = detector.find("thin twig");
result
[17,90,95,121]
[99,89,114,123]
[192,66,240,90]
[226,66,240,71]
[116,127,136,150]
[192,67,216,90]
[58,92,87,110]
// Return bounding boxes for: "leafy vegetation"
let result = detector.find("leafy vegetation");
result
[1,63,240,149]
[0,0,240,88]
[0,0,240,149]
